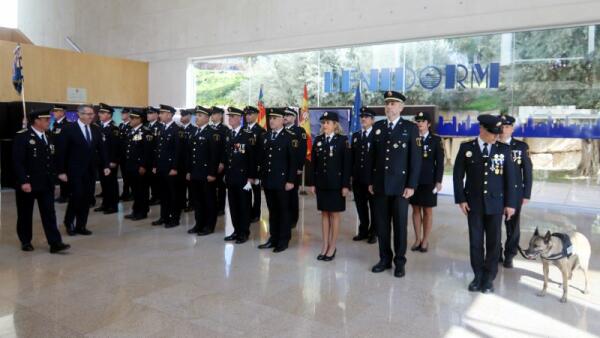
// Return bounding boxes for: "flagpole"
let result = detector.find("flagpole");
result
[20,81,27,128]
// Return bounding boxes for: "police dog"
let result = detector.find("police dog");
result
[523,228,590,303]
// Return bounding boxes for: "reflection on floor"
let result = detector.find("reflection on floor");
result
[0,189,599,337]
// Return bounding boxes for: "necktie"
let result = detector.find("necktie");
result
[85,125,91,144]
[41,134,47,145]
[271,132,277,140]
[362,130,367,140]
[482,143,489,157]
[388,122,394,130]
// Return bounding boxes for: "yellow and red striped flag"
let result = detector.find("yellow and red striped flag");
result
[257,85,267,129]
[299,83,312,161]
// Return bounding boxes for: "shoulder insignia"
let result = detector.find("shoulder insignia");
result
[17,128,27,134]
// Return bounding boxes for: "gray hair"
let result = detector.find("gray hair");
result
[77,104,94,114]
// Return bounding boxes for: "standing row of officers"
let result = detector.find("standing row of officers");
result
[13,90,532,293]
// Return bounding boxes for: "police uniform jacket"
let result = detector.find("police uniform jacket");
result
[187,125,221,181]
[259,129,298,190]
[309,134,351,190]
[13,127,56,192]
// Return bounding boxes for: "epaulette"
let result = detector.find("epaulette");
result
[285,128,296,136]
[16,128,27,134]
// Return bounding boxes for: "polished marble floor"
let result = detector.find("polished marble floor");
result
[0,188,599,337]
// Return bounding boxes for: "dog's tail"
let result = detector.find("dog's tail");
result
[518,245,536,260]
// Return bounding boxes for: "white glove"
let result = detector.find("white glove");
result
[243,182,252,191]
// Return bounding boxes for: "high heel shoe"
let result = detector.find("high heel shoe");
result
[323,249,337,261]
[317,253,325,260]
[410,241,422,251]
[419,243,429,253]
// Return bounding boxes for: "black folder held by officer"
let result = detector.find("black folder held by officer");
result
[13,109,70,253]
[453,114,517,294]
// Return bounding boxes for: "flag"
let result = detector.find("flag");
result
[12,44,23,95]
[257,85,267,129]
[351,84,362,136]
[299,83,312,161]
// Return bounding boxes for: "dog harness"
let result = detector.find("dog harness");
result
[543,233,573,260]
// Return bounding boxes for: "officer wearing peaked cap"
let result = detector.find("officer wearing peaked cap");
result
[282,106,307,228]
[144,106,162,205]
[453,114,517,294]
[179,109,196,213]
[244,105,267,223]
[94,103,120,215]
[13,109,70,253]
[210,106,229,216]
[119,107,133,202]
[50,104,71,203]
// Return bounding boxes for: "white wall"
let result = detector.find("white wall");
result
[17,0,600,106]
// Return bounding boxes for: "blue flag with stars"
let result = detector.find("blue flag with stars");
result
[351,85,362,136]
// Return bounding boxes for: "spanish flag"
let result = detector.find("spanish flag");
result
[299,83,312,161]
[257,85,267,129]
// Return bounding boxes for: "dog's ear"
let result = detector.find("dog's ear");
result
[534,227,539,236]
[544,231,552,243]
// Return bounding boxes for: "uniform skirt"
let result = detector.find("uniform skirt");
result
[316,188,346,212]
[410,184,437,207]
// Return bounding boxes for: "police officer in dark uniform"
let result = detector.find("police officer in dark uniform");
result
[51,105,71,203]
[186,106,222,236]
[369,91,422,278]
[283,107,307,227]
[123,109,154,221]
[453,114,517,293]
[145,106,162,205]
[94,103,120,214]
[210,106,229,216]
[498,114,533,268]
[244,105,267,222]
[179,109,196,213]
[223,107,257,243]
[13,109,70,253]
[257,108,298,253]
[151,104,184,228]
[118,108,133,202]
[351,106,377,244]
[410,111,445,253]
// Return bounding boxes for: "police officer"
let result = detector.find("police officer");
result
[145,106,162,205]
[186,106,221,236]
[94,103,120,214]
[123,109,154,221]
[210,106,229,215]
[351,106,377,244]
[13,109,70,253]
[410,111,445,253]
[257,108,298,253]
[368,91,422,278]
[244,105,267,222]
[178,109,196,213]
[223,107,257,243]
[118,108,133,202]
[152,104,183,228]
[498,114,533,268]
[283,107,307,227]
[453,114,517,293]
[51,105,70,203]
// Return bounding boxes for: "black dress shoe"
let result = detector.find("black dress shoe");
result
[468,278,482,292]
[21,243,34,252]
[124,214,135,219]
[131,214,147,221]
[250,217,260,223]
[498,255,504,263]
[103,208,118,215]
[75,228,92,236]
[235,236,248,244]
[50,243,70,254]
[503,259,514,269]
[164,222,179,229]
[64,223,76,236]
[197,229,214,236]
[224,233,238,241]
[273,245,288,253]
[258,240,275,249]
[151,218,164,226]
[317,254,325,260]
[371,261,392,273]
[353,234,368,241]
[480,281,494,294]
[367,236,377,244]
[394,265,405,278]
[187,226,201,234]
[94,206,105,212]
[322,249,337,261]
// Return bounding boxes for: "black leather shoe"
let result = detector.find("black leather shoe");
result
[187,226,201,234]
[50,243,70,254]
[197,229,214,236]
[503,259,514,269]
[371,261,392,273]
[224,233,238,241]
[164,222,179,229]
[64,223,76,236]
[419,244,429,253]
[394,265,405,278]
[273,245,288,253]
[353,234,368,241]
[235,236,248,244]
[94,206,105,212]
[151,218,164,226]
[480,281,494,294]
[75,228,92,236]
[131,214,147,221]
[317,254,325,260]
[498,255,504,263]
[468,278,482,292]
[250,217,260,223]
[103,208,118,215]
[124,214,135,219]
[322,249,337,261]
[258,240,275,249]
[367,236,377,244]
[21,243,34,252]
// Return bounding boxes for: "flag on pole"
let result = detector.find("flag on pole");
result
[299,83,312,161]
[351,83,362,136]
[257,85,267,129]
[12,44,23,95]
